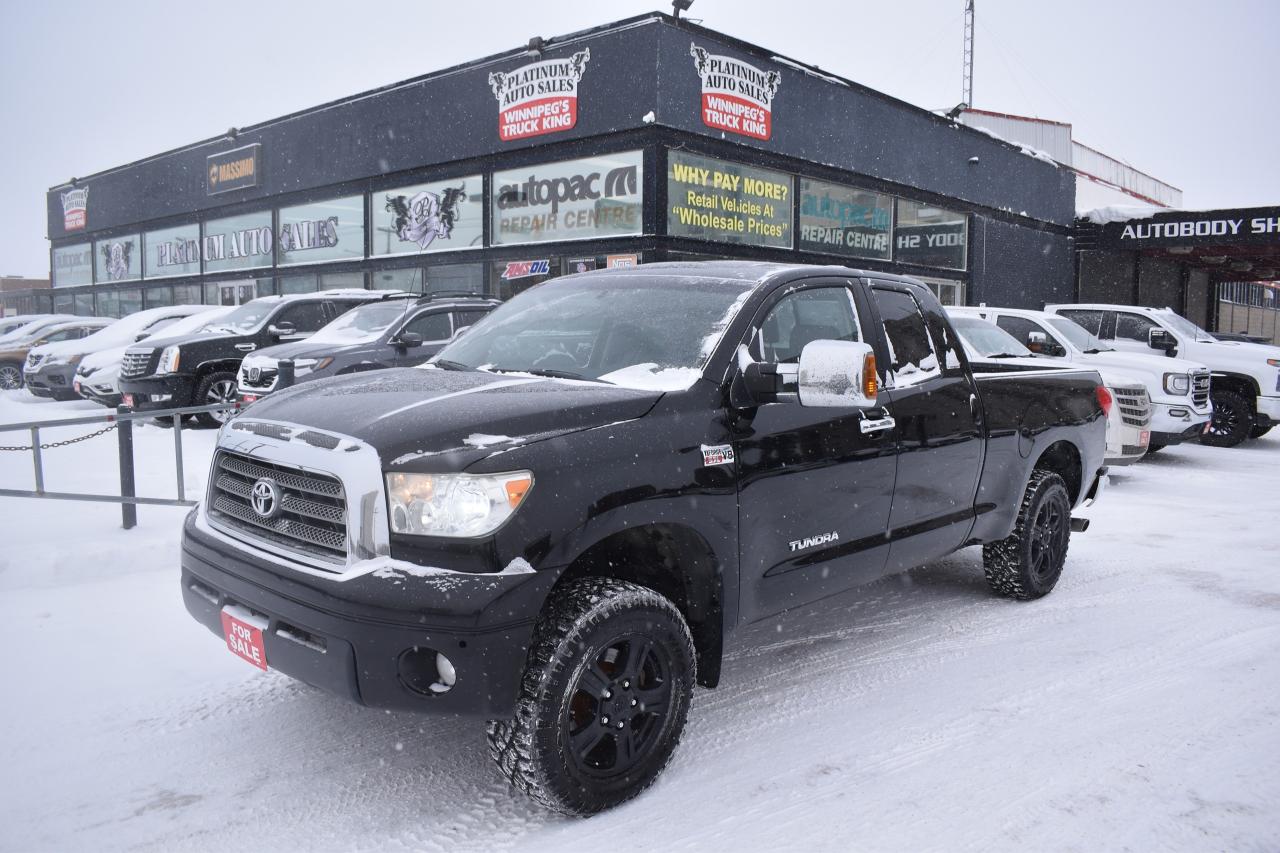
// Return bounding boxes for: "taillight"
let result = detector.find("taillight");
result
[1095,385,1113,417]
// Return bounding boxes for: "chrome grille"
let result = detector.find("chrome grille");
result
[1191,371,1210,408]
[208,450,347,563]
[120,349,155,378]
[1112,385,1151,428]
[26,354,44,368]
[240,367,278,390]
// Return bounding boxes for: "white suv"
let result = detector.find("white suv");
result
[1045,303,1280,447]
[952,306,1211,451]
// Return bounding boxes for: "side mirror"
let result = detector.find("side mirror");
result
[134,333,148,342]
[393,331,424,349]
[268,322,297,339]
[797,340,879,407]
[450,325,471,341]
[1026,331,1047,353]
[1148,327,1177,356]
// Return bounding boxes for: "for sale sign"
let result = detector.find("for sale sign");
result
[689,42,781,141]
[488,49,591,142]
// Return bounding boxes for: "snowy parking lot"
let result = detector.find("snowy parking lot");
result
[1,389,1278,851]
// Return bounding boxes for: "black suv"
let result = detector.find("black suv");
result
[237,292,498,403]
[119,290,381,426]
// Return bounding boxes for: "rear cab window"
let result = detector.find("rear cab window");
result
[870,287,941,387]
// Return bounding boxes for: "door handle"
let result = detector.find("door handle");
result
[859,412,896,434]
[235,343,256,352]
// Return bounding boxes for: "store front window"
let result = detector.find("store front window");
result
[492,258,557,300]
[94,234,142,284]
[53,244,93,288]
[373,176,483,257]
[279,274,318,294]
[97,290,120,318]
[145,223,201,279]
[667,151,792,249]
[798,178,892,261]
[915,275,966,307]
[172,284,201,306]
[319,271,365,291]
[69,293,91,315]
[370,267,424,292]
[895,199,968,270]
[492,151,643,246]
[204,211,273,273]
[425,262,486,295]
[145,286,174,308]
[278,196,364,266]
[119,288,143,316]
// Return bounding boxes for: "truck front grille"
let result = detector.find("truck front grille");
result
[1113,385,1152,428]
[240,366,278,390]
[208,450,348,565]
[1191,371,1210,408]
[120,349,155,378]
[26,354,43,368]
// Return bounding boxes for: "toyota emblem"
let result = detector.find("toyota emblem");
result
[250,477,281,518]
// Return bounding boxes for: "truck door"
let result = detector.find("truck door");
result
[734,280,898,622]
[868,284,984,572]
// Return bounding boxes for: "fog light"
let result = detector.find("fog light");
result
[1169,407,1189,418]
[398,646,456,695]
[154,393,172,402]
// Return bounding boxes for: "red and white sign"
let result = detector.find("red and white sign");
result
[501,259,551,280]
[488,49,591,142]
[689,42,781,141]
[606,254,638,269]
[61,187,88,231]
[221,607,268,671]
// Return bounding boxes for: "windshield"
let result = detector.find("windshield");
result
[1160,311,1218,343]
[952,316,1033,357]
[431,273,754,390]
[207,300,277,334]
[156,307,235,339]
[307,300,413,345]
[1047,317,1111,353]
[2,319,66,345]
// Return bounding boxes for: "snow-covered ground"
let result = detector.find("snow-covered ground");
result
[2,388,1278,851]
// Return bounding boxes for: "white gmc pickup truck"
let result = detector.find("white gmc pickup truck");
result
[1045,304,1280,447]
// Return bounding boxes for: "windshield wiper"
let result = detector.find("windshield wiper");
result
[1082,348,1112,354]
[489,367,606,383]
[432,359,472,371]
[985,352,1022,359]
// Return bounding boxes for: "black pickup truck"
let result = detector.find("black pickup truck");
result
[180,262,1107,815]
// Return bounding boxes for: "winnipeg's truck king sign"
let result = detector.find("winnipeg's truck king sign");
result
[690,42,781,141]
[489,49,591,142]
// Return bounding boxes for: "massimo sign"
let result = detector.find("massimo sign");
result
[206,144,261,195]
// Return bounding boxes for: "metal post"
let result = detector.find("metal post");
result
[278,359,295,390]
[31,426,44,493]
[173,414,185,500]
[117,407,136,529]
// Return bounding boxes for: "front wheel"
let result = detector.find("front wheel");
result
[488,578,696,816]
[192,371,238,428]
[983,469,1071,600]
[1201,389,1254,448]
[0,361,23,390]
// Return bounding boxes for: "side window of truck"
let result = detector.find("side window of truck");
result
[755,287,860,364]
[1114,312,1159,343]
[403,311,453,342]
[276,302,328,333]
[995,315,1041,348]
[1060,309,1104,336]
[871,288,941,388]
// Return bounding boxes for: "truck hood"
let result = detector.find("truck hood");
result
[240,339,350,363]
[1080,350,1207,380]
[237,367,663,468]
[1181,338,1280,376]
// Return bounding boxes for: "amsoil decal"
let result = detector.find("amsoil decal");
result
[488,49,591,142]
[501,259,550,280]
[690,43,780,141]
[206,144,261,195]
[61,188,88,231]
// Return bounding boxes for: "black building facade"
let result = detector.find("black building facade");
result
[46,13,1076,318]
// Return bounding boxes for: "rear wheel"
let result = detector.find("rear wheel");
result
[1201,389,1254,448]
[193,372,238,428]
[983,470,1071,600]
[488,578,696,816]
[0,361,23,390]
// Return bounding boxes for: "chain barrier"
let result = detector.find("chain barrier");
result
[0,423,117,452]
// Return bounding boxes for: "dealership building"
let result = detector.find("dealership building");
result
[44,12,1083,319]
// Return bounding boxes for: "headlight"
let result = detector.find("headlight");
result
[1267,358,1280,368]
[1163,372,1190,395]
[157,346,181,374]
[385,471,533,538]
[292,357,334,376]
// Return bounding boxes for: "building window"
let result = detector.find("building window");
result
[425,262,485,295]
[798,178,892,261]
[279,274,318,294]
[53,244,93,288]
[667,150,792,249]
[370,267,425,292]
[277,196,365,266]
[493,151,644,246]
[96,290,120,318]
[173,284,202,306]
[70,293,91,315]
[119,288,143,316]
[145,286,174,308]
[373,175,484,256]
[895,199,968,271]
[203,211,273,273]
[145,224,201,279]
[319,271,365,291]
[94,235,142,284]
[913,275,966,307]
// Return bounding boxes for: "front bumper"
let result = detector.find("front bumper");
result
[23,364,78,398]
[181,512,554,717]
[1255,394,1280,427]
[1149,401,1211,446]
[118,373,194,410]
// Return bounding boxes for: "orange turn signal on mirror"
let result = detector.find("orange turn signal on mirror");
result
[863,353,877,399]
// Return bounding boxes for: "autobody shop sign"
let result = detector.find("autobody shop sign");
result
[492,151,642,245]
[488,50,591,142]
[689,42,780,141]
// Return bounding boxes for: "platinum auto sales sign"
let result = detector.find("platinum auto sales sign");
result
[690,42,781,141]
[488,49,591,142]
[61,188,88,231]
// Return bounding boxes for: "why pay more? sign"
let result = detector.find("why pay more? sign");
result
[667,151,792,248]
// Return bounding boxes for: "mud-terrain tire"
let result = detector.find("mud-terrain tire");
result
[982,469,1071,600]
[487,577,696,816]
[1201,388,1254,448]
[1249,423,1272,439]
[0,361,23,390]
[193,371,238,428]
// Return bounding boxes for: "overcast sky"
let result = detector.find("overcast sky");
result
[1,0,1276,278]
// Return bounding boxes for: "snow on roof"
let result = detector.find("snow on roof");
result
[1079,204,1170,225]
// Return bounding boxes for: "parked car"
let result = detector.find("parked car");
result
[118,290,384,427]
[954,306,1211,452]
[0,318,111,391]
[0,314,66,339]
[74,306,234,408]
[237,292,498,404]
[1045,302,1280,447]
[1212,331,1274,345]
[180,262,1107,815]
[949,313,1150,465]
[24,305,209,401]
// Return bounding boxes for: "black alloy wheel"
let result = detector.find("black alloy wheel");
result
[1201,388,1254,448]
[193,371,239,428]
[982,469,1072,600]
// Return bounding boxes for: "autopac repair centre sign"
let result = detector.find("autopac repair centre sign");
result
[207,144,261,195]
[492,151,642,245]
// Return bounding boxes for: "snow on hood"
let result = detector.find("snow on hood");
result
[596,363,704,391]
